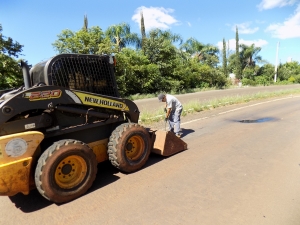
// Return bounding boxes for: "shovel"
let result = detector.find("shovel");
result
[164,107,167,131]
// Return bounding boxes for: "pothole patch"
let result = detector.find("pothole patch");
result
[239,117,276,123]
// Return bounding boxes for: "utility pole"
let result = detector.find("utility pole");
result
[274,41,280,82]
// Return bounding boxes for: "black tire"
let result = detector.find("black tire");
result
[108,123,151,173]
[35,139,97,203]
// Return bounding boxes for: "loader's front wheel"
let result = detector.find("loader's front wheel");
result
[35,139,97,203]
[108,123,151,173]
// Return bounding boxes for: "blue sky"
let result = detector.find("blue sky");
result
[0,0,299,66]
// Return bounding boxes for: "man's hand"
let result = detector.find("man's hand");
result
[164,108,167,113]
[165,108,170,121]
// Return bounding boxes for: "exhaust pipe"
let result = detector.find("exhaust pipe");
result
[20,60,31,89]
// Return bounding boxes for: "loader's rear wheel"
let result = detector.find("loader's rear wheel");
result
[35,139,97,203]
[108,123,151,173]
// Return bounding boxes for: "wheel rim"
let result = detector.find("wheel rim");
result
[125,135,145,161]
[55,155,87,189]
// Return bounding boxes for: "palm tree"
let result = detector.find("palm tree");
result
[180,38,204,56]
[180,38,219,67]
[155,29,182,44]
[240,43,262,70]
[105,23,139,52]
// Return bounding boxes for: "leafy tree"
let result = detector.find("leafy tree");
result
[192,63,226,88]
[257,63,275,83]
[105,23,140,52]
[242,66,260,80]
[227,53,236,74]
[144,29,181,63]
[52,26,107,54]
[278,61,300,81]
[222,38,228,76]
[0,24,24,89]
[143,29,183,92]
[115,48,160,96]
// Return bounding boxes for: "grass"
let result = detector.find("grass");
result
[139,88,300,126]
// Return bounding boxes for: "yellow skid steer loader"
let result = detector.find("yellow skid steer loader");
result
[0,54,187,203]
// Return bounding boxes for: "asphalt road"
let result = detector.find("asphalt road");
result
[1,86,300,225]
[134,84,300,113]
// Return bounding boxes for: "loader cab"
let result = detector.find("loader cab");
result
[30,54,119,97]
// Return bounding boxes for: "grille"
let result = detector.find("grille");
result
[49,55,118,97]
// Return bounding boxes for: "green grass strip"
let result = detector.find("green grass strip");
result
[139,88,300,125]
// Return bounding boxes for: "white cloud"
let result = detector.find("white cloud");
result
[232,22,259,34]
[217,39,268,51]
[257,0,298,10]
[265,4,300,38]
[187,22,192,27]
[132,6,179,31]
[240,39,269,47]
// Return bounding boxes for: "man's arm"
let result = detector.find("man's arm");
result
[166,107,171,119]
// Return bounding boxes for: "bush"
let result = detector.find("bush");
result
[241,78,257,86]
[288,76,296,83]
[255,76,269,86]
[294,75,300,83]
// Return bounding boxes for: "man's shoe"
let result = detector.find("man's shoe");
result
[176,133,181,138]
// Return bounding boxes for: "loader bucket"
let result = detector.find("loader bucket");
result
[149,129,187,156]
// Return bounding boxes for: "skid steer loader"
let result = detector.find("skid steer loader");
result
[0,53,187,203]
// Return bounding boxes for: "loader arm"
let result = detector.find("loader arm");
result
[0,86,140,127]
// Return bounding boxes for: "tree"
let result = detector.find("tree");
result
[143,29,183,92]
[238,43,265,80]
[257,63,275,84]
[235,26,242,79]
[180,38,204,58]
[52,26,109,54]
[180,38,219,67]
[222,38,227,76]
[0,24,24,89]
[115,48,160,96]
[199,44,219,67]
[144,29,181,63]
[277,61,300,81]
[140,11,146,52]
[105,23,140,52]
[240,44,262,69]
[83,15,88,31]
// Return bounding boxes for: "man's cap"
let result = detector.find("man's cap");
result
[158,93,165,102]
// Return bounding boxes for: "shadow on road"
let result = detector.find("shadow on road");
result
[181,128,195,138]
[8,154,170,212]
[8,127,192,212]
[8,161,121,213]
[9,189,52,212]
[88,161,121,192]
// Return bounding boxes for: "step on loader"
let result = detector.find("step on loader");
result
[0,54,187,203]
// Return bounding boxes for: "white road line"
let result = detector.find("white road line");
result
[218,95,300,115]
[181,117,209,125]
